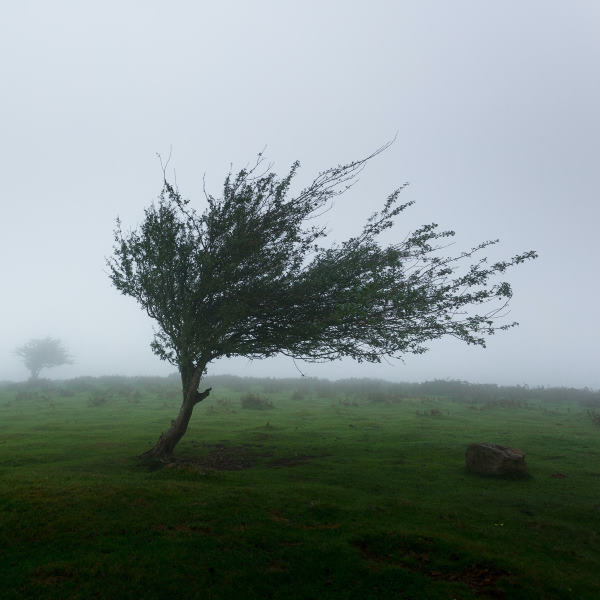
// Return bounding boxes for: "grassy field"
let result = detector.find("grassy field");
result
[1,377,599,599]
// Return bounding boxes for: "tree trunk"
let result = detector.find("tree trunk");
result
[140,365,211,463]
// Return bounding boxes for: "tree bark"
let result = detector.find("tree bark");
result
[140,364,211,463]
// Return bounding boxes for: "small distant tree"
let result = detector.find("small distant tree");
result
[107,144,537,462]
[15,337,72,380]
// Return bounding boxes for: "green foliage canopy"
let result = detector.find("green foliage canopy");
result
[107,148,537,375]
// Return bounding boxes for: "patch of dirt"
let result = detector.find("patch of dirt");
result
[431,563,507,597]
[269,510,340,530]
[267,453,325,467]
[550,472,567,478]
[303,522,341,530]
[167,438,327,473]
[37,575,73,586]
[353,536,509,598]
[151,523,211,535]
[247,432,273,442]
[270,511,291,523]
[176,444,262,471]
[279,540,302,547]
[33,565,78,586]
[169,444,325,471]
[263,561,289,573]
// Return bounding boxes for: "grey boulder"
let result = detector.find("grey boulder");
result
[465,443,526,475]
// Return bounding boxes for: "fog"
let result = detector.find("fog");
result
[1,1,598,388]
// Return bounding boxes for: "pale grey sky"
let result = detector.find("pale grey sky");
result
[1,1,598,388]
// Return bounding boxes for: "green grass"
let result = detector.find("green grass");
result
[1,381,599,599]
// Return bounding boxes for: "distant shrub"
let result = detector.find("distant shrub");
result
[416,408,442,417]
[165,389,181,402]
[338,398,360,407]
[587,409,600,427]
[63,377,97,394]
[485,398,526,409]
[129,391,141,404]
[367,391,390,404]
[291,389,307,401]
[314,382,335,399]
[15,390,38,402]
[103,380,135,397]
[581,397,600,408]
[262,379,286,394]
[88,392,108,407]
[240,393,273,410]
[35,379,56,391]
[208,398,236,413]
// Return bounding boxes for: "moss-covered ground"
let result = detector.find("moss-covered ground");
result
[1,377,599,599]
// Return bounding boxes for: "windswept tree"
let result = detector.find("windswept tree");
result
[107,145,536,462]
[16,337,72,380]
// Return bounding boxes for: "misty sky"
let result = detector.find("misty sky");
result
[1,1,598,388]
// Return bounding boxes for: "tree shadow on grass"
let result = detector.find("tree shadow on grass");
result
[137,443,327,473]
[463,467,533,481]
